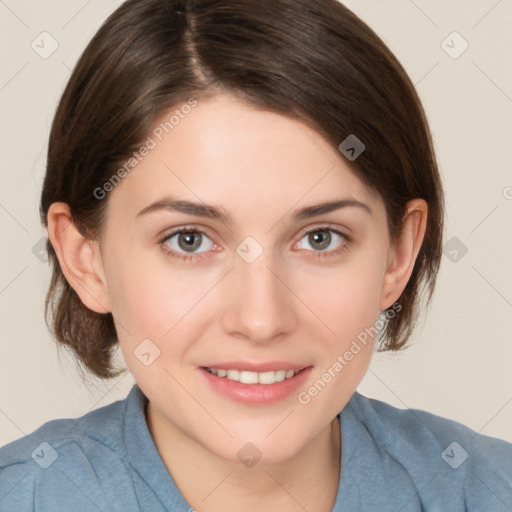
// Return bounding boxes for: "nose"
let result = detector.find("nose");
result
[221,249,298,344]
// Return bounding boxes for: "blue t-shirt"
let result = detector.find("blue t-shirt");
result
[1,384,511,511]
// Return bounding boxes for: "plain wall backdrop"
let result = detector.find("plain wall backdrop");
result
[1,0,511,446]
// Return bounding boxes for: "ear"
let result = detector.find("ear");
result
[379,199,428,310]
[46,202,111,314]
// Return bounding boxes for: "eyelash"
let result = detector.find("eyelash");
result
[157,224,351,263]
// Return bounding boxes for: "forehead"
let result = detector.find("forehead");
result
[107,94,382,223]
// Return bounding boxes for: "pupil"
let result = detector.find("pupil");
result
[179,232,201,251]
[310,230,330,250]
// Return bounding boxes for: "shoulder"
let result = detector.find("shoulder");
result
[0,390,128,466]
[0,388,135,511]
[347,392,512,509]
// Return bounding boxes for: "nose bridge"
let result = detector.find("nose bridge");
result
[221,239,296,342]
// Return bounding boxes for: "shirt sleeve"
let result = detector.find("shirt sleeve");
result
[0,442,129,512]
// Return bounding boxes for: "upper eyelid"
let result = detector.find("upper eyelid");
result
[160,223,349,247]
[296,222,349,238]
[160,225,212,239]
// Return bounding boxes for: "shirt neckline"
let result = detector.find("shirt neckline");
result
[124,384,192,509]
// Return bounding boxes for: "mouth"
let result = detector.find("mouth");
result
[198,363,313,405]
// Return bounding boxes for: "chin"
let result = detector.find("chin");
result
[201,425,311,467]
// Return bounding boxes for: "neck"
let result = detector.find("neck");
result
[146,402,342,512]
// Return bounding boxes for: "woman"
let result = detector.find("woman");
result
[1,1,511,510]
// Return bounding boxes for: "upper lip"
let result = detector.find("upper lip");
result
[202,361,311,372]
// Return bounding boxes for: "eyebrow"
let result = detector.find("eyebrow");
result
[136,196,372,224]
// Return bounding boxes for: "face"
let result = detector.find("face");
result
[92,93,397,463]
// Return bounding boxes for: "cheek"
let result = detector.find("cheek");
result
[106,256,210,387]
[299,252,385,340]
[103,236,211,337]
[299,262,383,410]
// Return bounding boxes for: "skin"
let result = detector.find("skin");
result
[47,93,427,511]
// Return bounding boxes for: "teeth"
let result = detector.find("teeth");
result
[207,367,300,385]
[240,371,259,384]
[226,369,239,381]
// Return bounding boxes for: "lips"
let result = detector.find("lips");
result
[198,362,313,405]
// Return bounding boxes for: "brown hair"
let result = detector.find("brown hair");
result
[40,0,444,379]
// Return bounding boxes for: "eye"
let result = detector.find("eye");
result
[295,227,350,258]
[158,225,350,263]
[159,227,215,261]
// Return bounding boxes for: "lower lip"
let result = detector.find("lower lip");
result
[199,366,313,405]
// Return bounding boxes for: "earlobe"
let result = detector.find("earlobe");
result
[47,202,111,314]
[379,199,428,311]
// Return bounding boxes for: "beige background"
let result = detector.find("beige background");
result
[1,0,511,446]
